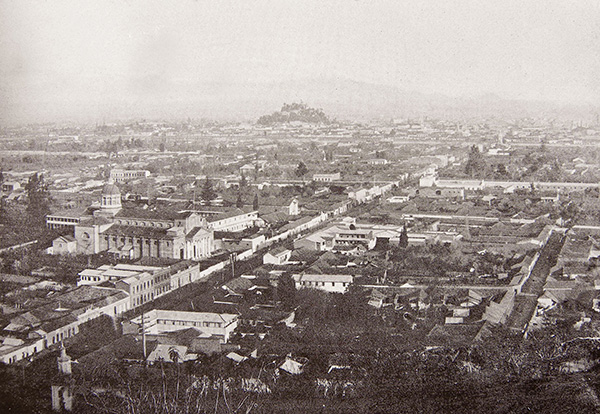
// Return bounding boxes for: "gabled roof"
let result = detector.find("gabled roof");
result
[544,276,580,291]
[279,357,305,375]
[103,224,175,240]
[186,226,211,239]
[147,344,193,363]
[41,314,78,333]
[223,277,255,294]
[54,235,76,243]
[266,246,291,257]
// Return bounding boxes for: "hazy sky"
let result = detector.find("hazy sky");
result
[1,0,599,123]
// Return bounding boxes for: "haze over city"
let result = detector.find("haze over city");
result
[1,0,599,124]
[4,2,600,413]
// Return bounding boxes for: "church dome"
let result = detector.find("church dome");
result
[102,183,121,196]
[100,179,122,215]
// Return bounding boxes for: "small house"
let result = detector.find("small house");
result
[293,274,353,293]
[263,247,292,265]
[47,235,77,255]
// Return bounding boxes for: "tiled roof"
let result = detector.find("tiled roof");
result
[261,211,290,224]
[103,224,175,239]
[40,314,78,333]
[267,246,291,256]
[224,277,255,293]
[115,207,180,221]
[209,208,256,222]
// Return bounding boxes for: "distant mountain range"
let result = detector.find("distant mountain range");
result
[2,76,598,125]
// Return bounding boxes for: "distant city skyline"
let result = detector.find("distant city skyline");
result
[1,0,599,124]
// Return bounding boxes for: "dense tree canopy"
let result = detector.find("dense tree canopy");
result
[200,177,216,203]
[295,161,309,179]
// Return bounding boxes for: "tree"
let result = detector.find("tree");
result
[464,145,484,178]
[168,347,180,364]
[104,140,119,158]
[0,168,6,225]
[200,178,216,204]
[252,193,259,210]
[239,173,247,188]
[495,163,508,177]
[25,173,51,227]
[235,192,244,208]
[0,197,7,225]
[276,273,297,310]
[399,225,409,248]
[295,161,308,180]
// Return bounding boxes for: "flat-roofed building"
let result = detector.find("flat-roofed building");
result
[333,229,377,250]
[131,309,239,343]
[313,172,341,182]
[78,262,199,306]
[293,274,354,293]
[109,169,150,183]
[77,263,162,286]
[46,209,85,232]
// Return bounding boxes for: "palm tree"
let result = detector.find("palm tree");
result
[168,347,180,363]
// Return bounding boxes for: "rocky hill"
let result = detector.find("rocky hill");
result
[257,102,332,125]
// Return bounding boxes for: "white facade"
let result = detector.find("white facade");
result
[77,263,162,286]
[288,199,300,216]
[46,214,82,231]
[0,286,130,364]
[387,195,410,203]
[48,236,77,255]
[110,169,150,183]
[313,173,341,182]
[263,248,292,265]
[115,271,158,308]
[293,274,354,293]
[132,309,239,343]
[209,211,258,232]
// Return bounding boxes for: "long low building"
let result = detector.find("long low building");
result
[131,309,239,343]
[293,274,354,293]
[109,169,150,183]
[421,176,600,193]
[0,286,130,364]
[78,261,201,308]
[77,263,163,286]
[294,221,461,252]
[0,259,212,364]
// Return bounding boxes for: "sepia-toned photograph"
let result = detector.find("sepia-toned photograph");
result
[1,1,600,412]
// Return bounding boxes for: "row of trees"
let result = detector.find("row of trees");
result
[462,144,587,183]
[199,178,259,209]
